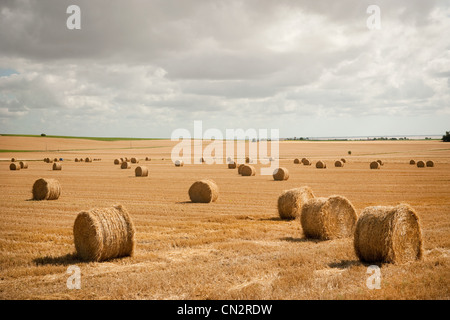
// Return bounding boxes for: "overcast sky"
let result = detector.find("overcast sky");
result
[1,0,449,138]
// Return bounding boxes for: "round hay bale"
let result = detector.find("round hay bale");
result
[175,160,184,167]
[44,158,48,163]
[131,157,139,164]
[277,186,315,220]
[53,158,59,162]
[79,158,84,162]
[354,204,423,264]
[19,161,28,169]
[135,166,148,177]
[273,167,289,181]
[302,158,311,166]
[73,204,136,262]
[114,159,122,165]
[426,160,434,167]
[188,180,219,203]
[9,163,21,170]
[52,163,62,170]
[334,160,344,167]
[11,157,16,162]
[85,157,92,163]
[409,160,415,165]
[120,157,124,162]
[301,195,358,240]
[341,158,346,163]
[124,157,129,162]
[75,158,79,162]
[237,164,245,174]
[294,158,300,164]
[228,161,237,169]
[417,160,425,168]
[245,156,252,164]
[377,160,384,166]
[316,160,326,169]
[145,157,151,161]
[240,164,256,176]
[32,178,61,200]
[121,162,131,169]
[370,161,380,169]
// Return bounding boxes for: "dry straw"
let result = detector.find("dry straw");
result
[32,178,61,200]
[121,162,131,169]
[19,161,28,169]
[135,166,148,177]
[73,204,136,262]
[273,167,289,181]
[426,160,434,167]
[9,163,21,170]
[316,160,327,169]
[354,204,423,264]
[416,160,425,168]
[188,180,219,203]
[131,157,139,163]
[334,160,344,167]
[301,195,358,240]
[52,163,62,170]
[370,161,380,169]
[228,161,237,169]
[175,160,184,167]
[241,164,256,176]
[277,186,315,220]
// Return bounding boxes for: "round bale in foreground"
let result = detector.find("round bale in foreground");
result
[135,166,148,177]
[73,204,136,262]
[354,204,423,264]
[188,179,219,203]
[316,160,326,169]
[32,178,61,200]
[9,163,21,170]
[240,164,256,176]
[277,186,315,220]
[273,167,289,181]
[301,195,358,240]
[370,161,380,169]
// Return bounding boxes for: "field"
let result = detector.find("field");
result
[0,136,449,300]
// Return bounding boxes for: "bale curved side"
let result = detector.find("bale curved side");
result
[32,178,61,200]
[273,167,289,181]
[241,165,256,176]
[316,161,326,169]
[135,166,148,177]
[188,180,219,203]
[277,186,315,220]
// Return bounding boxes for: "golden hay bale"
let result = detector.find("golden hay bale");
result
[52,163,62,170]
[121,161,131,169]
[377,160,384,166]
[294,158,300,164]
[9,163,21,170]
[19,161,28,169]
[53,158,59,162]
[114,159,122,165]
[316,160,327,169]
[124,157,129,162]
[228,161,237,169]
[245,156,252,163]
[11,157,16,162]
[120,157,124,162]
[409,160,415,165]
[277,186,315,220]
[79,158,84,162]
[301,195,358,240]
[240,164,256,176]
[75,158,79,162]
[44,158,48,163]
[426,160,434,167]
[237,164,246,174]
[273,167,289,181]
[145,157,151,161]
[85,157,92,163]
[416,160,425,168]
[73,204,136,262]
[334,160,344,167]
[131,157,139,163]
[341,158,346,163]
[32,178,61,200]
[302,158,311,166]
[175,160,184,167]
[188,180,219,203]
[370,161,380,169]
[135,166,148,177]
[354,204,423,264]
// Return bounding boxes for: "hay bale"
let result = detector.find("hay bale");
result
[114,159,122,165]
[370,161,380,169]
[11,157,16,162]
[135,166,148,177]
[9,163,21,170]
[294,158,300,164]
[354,204,423,264]
[316,160,326,169]
[416,161,425,168]
[277,186,315,220]
[341,158,346,163]
[273,167,289,181]
[377,160,384,166]
[145,157,151,161]
[409,160,415,165]
[131,157,139,164]
[121,162,131,169]
[32,178,61,200]
[79,158,84,162]
[245,156,252,164]
[237,164,245,174]
[240,164,256,176]
[73,204,136,262]
[301,195,358,240]
[52,163,62,170]
[53,158,59,162]
[44,158,48,163]
[188,180,219,203]
[19,161,28,169]
[228,161,237,169]
[75,158,79,162]
[302,158,311,166]
[334,160,344,167]
[426,160,434,167]
[175,160,184,167]
[85,157,92,163]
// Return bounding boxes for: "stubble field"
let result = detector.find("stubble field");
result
[0,136,449,300]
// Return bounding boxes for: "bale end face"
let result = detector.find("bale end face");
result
[426,160,434,167]
[294,158,300,164]
[409,160,415,165]
[316,161,326,169]
[370,161,380,169]
[32,178,61,200]
[135,166,148,177]
[416,161,425,168]
[240,164,256,176]
[188,180,219,203]
[334,160,344,167]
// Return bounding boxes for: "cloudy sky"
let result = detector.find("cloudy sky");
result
[1,0,449,138]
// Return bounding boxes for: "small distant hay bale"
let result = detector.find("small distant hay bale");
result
[245,156,252,163]
[273,167,289,181]
[73,204,136,262]
[32,178,61,200]
[426,160,434,167]
[302,158,311,166]
[409,160,415,165]
[19,161,28,169]
[228,161,237,169]
[120,158,124,162]
[341,158,346,163]
[9,163,21,170]
[135,166,148,177]
[44,158,49,163]
[237,164,246,174]
[277,186,315,220]
[377,160,384,166]
[85,157,92,163]
[240,164,256,176]
[131,157,139,164]
[301,195,358,240]
[53,158,59,162]
[121,162,131,169]
[52,163,62,170]
[11,157,16,162]
[354,204,423,264]
[370,161,380,169]
[416,161,425,168]
[316,160,327,169]
[188,180,219,203]
[75,158,79,162]
[114,159,122,165]
[334,160,344,167]
[175,160,184,167]
[145,157,151,161]
[79,158,84,162]
[294,158,300,164]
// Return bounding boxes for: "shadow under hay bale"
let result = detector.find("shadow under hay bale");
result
[277,186,315,220]
[188,179,219,203]
[32,178,61,200]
